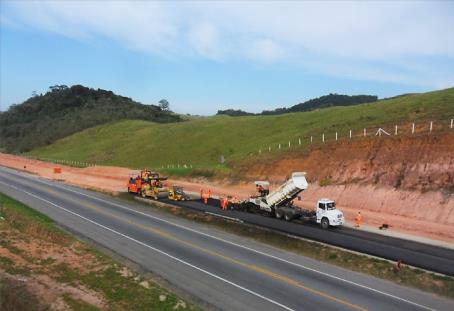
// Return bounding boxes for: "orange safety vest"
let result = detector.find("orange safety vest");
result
[355,213,361,226]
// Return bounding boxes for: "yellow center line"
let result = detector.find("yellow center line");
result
[41,185,366,311]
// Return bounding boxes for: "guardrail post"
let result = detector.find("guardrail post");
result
[278,143,281,150]
[349,130,352,139]
[322,134,325,143]
[268,146,271,152]
[395,125,398,135]
[412,123,415,134]
[363,128,366,137]
[451,119,453,129]
[310,136,313,143]
[298,138,301,145]
[430,121,433,133]
[288,141,291,148]
[335,132,338,141]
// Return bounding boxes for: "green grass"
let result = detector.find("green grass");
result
[28,87,454,170]
[0,193,200,311]
[63,294,101,311]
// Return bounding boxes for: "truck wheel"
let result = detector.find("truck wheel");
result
[284,212,293,221]
[141,192,146,198]
[275,209,283,219]
[321,218,329,229]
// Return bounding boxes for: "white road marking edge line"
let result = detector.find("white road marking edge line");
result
[0,169,437,311]
[0,180,295,311]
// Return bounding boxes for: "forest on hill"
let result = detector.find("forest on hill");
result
[0,85,180,153]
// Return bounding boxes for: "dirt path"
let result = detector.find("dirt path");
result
[1,152,453,243]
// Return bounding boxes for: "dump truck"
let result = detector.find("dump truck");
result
[240,172,344,229]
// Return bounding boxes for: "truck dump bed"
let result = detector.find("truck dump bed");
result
[265,172,308,208]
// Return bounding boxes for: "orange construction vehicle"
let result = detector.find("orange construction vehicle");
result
[127,170,168,199]
[127,174,143,194]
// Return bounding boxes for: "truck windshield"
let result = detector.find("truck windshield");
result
[326,202,336,210]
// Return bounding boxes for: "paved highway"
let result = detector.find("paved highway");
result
[162,198,454,276]
[0,167,452,311]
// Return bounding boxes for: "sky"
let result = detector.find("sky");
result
[1,1,454,115]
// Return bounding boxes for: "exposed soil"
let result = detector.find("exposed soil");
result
[1,132,453,243]
[0,194,196,311]
[0,223,106,310]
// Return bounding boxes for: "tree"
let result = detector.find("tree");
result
[158,99,169,111]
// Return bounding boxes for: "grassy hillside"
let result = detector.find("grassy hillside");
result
[0,85,180,153]
[28,88,454,170]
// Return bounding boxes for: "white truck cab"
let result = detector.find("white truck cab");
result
[316,198,344,229]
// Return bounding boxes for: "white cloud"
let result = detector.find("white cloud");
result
[188,22,223,60]
[246,39,285,62]
[2,1,454,87]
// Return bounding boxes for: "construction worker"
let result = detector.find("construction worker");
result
[222,197,226,210]
[355,212,361,228]
[208,189,212,198]
[203,192,208,205]
[200,189,204,199]
[224,197,229,211]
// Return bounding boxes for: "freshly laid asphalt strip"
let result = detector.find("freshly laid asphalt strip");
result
[159,198,454,276]
[1,167,453,311]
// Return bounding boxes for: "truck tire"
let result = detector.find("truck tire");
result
[321,217,329,229]
[284,211,293,221]
[275,209,283,219]
[141,191,146,198]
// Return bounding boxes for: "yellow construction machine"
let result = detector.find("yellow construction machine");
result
[168,185,190,201]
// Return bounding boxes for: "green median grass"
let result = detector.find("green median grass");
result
[28,87,454,171]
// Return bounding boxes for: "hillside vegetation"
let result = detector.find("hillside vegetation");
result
[0,85,180,153]
[217,93,378,116]
[28,88,454,170]
[261,93,378,115]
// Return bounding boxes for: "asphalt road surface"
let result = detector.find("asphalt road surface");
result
[161,197,454,276]
[0,166,452,311]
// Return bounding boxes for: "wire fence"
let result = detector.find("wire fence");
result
[20,118,453,169]
[19,156,98,168]
[255,118,454,156]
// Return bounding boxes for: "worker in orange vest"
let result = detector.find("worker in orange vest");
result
[355,212,361,228]
[202,191,208,205]
[222,196,228,210]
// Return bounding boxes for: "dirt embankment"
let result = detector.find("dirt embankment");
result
[241,133,454,241]
[0,133,453,243]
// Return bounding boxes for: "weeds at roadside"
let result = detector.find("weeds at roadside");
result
[0,192,201,311]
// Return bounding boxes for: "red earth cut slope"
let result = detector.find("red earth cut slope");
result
[0,132,453,242]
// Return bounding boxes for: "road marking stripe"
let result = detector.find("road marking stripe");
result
[52,192,367,311]
[0,169,438,311]
[0,180,295,311]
